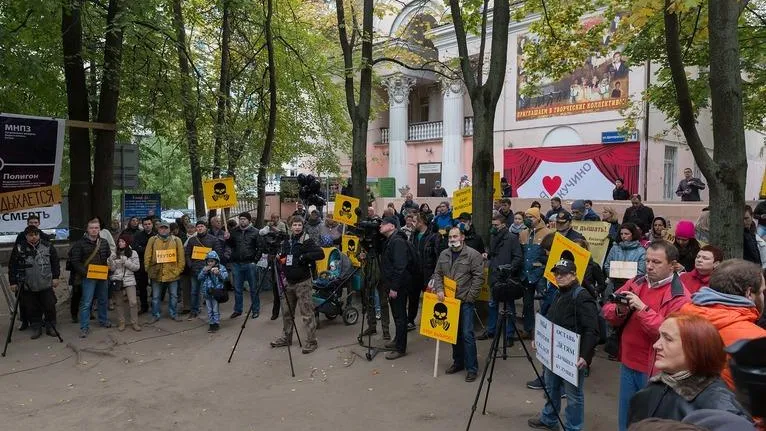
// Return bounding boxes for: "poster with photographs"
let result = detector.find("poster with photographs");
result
[516,15,629,121]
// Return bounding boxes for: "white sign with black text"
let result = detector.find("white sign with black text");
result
[535,313,582,387]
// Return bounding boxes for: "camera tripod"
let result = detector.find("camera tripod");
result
[356,251,394,361]
[2,271,63,357]
[466,302,563,431]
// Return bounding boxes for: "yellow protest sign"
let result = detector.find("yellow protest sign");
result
[156,248,177,263]
[341,234,361,267]
[452,186,472,216]
[87,264,109,280]
[419,292,460,344]
[761,167,766,199]
[191,246,212,260]
[202,177,237,210]
[334,194,360,226]
[571,221,611,266]
[0,185,62,213]
[493,172,501,200]
[479,267,490,301]
[443,277,456,298]
[544,233,591,285]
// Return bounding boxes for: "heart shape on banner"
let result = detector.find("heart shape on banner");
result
[542,175,562,196]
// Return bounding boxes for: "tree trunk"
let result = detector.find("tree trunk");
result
[61,0,91,238]
[91,0,125,225]
[470,101,494,246]
[256,0,277,227]
[707,0,747,258]
[171,0,205,218]
[210,0,231,220]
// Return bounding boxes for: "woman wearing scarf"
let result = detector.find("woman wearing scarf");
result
[509,211,527,236]
[628,313,751,426]
[647,217,675,244]
[679,245,723,294]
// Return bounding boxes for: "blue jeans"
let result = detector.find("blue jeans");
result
[232,262,259,314]
[522,279,543,331]
[618,365,647,431]
[540,367,586,431]
[79,278,109,330]
[189,276,202,314]
[152,280,179,319]
[452,302,478,373]
[205,297,220,324]
[487,298,513,338]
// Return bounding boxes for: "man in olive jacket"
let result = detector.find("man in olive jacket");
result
[145,221,185,323]
[431,227,484,382]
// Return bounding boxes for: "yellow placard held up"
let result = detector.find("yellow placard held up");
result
[760,167,766,199]
[452,186,472,216]
[544,233,591,285]
[419,292,461,344]
[571,221,611,266]
[443,277,457,298]
[341,234,361,267]
[191,246,212,260]
[87,264,109,280]
[493,172,501,200]
[0,184,62,214]
[202,177,237,210]
[334,194,360,226]
[156,248,177,263]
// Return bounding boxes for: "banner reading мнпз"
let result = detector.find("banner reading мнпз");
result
[0,113,65,231]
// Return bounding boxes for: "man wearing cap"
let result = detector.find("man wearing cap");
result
[528,259,599,431]
[455,212,485,254]
[13,214,52,330]
[554,210,586,242]
[145,220,185,323]
[184,220,224,319]
[519,208,553,338]
[377,215,414,359]
[571,200,600,222]
[430,181,448,197]
[8,226,61,340]
[224,212,262,319]
[432,227,484,381]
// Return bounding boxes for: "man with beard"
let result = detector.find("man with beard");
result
[132,217,157,314]
[184,220,224,319]
[378,216,415,360]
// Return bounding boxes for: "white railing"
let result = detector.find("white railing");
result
[380,127,389,144]
[464,116,474,136]
[408,121,443,141]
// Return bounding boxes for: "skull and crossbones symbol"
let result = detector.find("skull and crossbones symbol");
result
[338,200,353,219]
[429,302,450,330]
[346,239,356,253]
[212,182,230,201]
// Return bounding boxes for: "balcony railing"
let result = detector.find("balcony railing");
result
[379,116,474,144]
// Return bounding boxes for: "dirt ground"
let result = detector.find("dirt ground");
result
[0,290,619,431]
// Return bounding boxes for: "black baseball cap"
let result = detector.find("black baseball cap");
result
[23,225,41,235]
[457,212,472,221]
[381,216,398,226]
[555,211,572,223]
[551,259,577,274]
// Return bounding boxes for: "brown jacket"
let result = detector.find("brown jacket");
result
[144,235,185,282]
[431,245,484,303]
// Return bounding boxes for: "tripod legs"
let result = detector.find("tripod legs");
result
[1,284,22,357]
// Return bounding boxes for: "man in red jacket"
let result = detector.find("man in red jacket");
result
[602,241,691,431]
[679,244,723,294]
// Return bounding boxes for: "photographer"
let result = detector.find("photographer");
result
[378,216,415,360]
[270,216,324,354]
[602,241,691,431]
[258,225,288,320]
[358,217,391,340]
[478,213,523,344]
[13,214,52,331]
[8,226,60,339]
[528,259,599,431]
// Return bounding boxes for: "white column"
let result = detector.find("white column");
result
[383,74,416,189]
[441,79,465,195]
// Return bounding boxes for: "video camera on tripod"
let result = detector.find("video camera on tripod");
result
[297,174,326,209]
[262,230,288,255]
[491,264,524,303]
[351,216,384,253]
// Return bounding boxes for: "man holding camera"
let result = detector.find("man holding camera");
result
[602,241,691,431]
[478,213,523,344]
[8,226,60,339]
[432,227,484,382]
[528,259,599,431]
[270,216,324,354]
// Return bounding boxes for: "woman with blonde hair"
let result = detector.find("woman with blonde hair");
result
[601,207,620,244]
[695,210,710,244]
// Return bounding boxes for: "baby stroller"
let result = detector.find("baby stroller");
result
[312,249,360,326]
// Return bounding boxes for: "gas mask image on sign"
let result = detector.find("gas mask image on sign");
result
[212,182,230,201]
[430,302,450,330]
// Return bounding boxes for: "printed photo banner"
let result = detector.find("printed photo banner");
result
[504,142,639,200]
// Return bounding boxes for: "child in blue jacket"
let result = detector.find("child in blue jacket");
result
[198,250,228,332]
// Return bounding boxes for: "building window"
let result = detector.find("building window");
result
[419,96,429,122]
[663,146,678,200]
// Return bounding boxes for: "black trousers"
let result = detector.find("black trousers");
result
[23,288,57,327]
[70,284,82,320]
[407,286,421,325]
[389,290,408,353]
[135,269,149,312]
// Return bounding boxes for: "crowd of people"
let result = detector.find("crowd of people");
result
[6,184,766,430]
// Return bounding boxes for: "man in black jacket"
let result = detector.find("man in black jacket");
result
[132,217,156,314]
[554,211,585,242]
[410,211,439,330]
[9,226,60,339]
[622,194,655,236]
[270,216,325,354]
[528,259,599,431]
[184,220,224,319]
[224,212,261,319]
[455,212,485,254]
[478,213,523,343]
[378,216,413,360]
[70,218,112,338]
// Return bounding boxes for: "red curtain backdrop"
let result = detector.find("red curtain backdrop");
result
[503,142,640,197]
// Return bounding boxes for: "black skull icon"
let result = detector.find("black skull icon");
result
[212,182,230,201]
[429,302,450,331]
[338,200,353,219]
[346,239,356,253]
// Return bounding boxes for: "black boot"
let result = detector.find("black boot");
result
[30,326,43,340]
[46,324,57,337]
[18,321,29,331]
